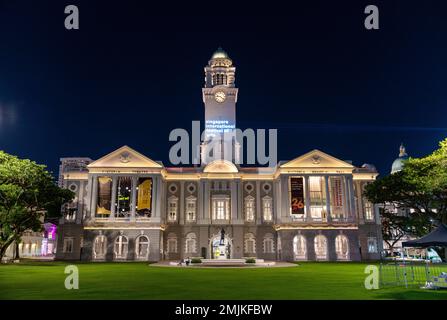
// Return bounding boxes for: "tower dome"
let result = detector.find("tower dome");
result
[211,47,229,59]
[391,143,409,174]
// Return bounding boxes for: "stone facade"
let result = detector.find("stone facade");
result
[56,49,383,262]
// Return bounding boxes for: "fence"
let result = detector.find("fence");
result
[380,260,447,288]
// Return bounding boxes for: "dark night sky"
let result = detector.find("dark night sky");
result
[0,0,446,176]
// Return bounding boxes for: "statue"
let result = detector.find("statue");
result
[220,228,225,245]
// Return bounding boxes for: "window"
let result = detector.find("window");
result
[135,235,149,260]
[293,235,307,260]
[364,201,374,221]
[314,235,328,260]
[367,237,378,253]
[114,235,129,259]
[115,177,132,218]
[329,177,345,219]
[93,235,107,259]
[63,237,74,253]
[96,176,112,217]
[212,73,227,86]
[245,196,255,222]
[262,196,273,222]
[167,233,177,253]
[186,197,197,222]
[335,235,349,260]
[263,233,275,253]
[244,233,256,255]
[65,207,77,222]
[212,197,230,220]
[309,176,327,220]
[136,178,152,218]
[185,233,197,254]
[168,196,178,222]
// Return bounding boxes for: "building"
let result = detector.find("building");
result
[56,48,382,262]
[382,144,414,253]
[3,221,57,261]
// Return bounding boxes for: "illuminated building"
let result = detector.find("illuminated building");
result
[56,49,382,262]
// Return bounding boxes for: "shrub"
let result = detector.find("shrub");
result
[191,258,202,264]
[245,258,256,264]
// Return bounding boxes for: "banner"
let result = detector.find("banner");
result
[290,177,305,215]
[137,178,152,211]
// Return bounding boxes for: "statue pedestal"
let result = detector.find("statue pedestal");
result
[217,245,227,260]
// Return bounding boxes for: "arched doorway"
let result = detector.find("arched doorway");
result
[209,234,232,259]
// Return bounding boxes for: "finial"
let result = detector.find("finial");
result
[399,143,407,157]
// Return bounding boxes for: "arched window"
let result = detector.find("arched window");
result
[244,233,256,255]
[184,233,197,254]
[93,235,107,260]
[263,233,275,253]
[167,233,178,253]
[135,235,149,260]
[244,196,255,222]
[262,196,273,222]
[114,235,128,259]
[335,234,349,260]
[293,235,307,260]
[314,235,328,260]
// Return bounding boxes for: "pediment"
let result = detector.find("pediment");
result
[203,160,238,173]
[88,146,163,169]
[280,150,354,169]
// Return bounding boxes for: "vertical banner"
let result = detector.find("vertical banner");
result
[290,177,305,215]
[137,178,152,211]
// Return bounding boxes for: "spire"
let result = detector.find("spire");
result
[399,143,407,157]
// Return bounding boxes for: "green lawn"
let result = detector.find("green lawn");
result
[0,261,446,300]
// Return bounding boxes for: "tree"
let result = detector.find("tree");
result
[365,138,447,252]
[0,151,74,261]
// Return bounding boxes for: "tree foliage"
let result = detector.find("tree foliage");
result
[365,139,447,250]
[0,151,74,261]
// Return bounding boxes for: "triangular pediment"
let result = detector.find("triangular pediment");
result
[88,146,163,169]
[280,149,354,169]
[203,160,238,173]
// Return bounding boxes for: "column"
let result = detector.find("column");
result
[204,181,210,223]
[347,177,356,222]
[91,175,98,221]
[179,181,185,224]
[230,180,238,222]
[325,176,332,223]
[197,179,203,222]
[76,180,85,224]
[256,181,261,224]
[342,176,351,220]
[237,180,243,222]
[305,176,311,222]
[110,176,117,221]
[131,176,137,220]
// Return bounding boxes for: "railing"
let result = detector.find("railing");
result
[379,260,447,288]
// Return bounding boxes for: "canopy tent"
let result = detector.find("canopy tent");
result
[402,224,447,248]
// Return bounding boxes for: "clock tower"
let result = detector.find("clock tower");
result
[201,48,239,164]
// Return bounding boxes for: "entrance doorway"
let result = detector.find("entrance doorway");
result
[210,235,232,259]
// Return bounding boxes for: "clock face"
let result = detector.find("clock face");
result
[214,91,226,103]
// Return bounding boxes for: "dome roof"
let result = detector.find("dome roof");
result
[391,143,409,174]
[211,47,229,60]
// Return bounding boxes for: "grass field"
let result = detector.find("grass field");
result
[1,261,447,300]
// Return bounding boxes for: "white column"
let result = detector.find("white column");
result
[89,175,97,221]
[256,181,261,224]
[347,176,356,222]
[230,180,238,222]
[110,176,117,221]
[325,176,332,223]
[131,176,137,220]
[342,176,351,219]
[179,181,185,224]
[197,179,203,222]
[305,176,311,222]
